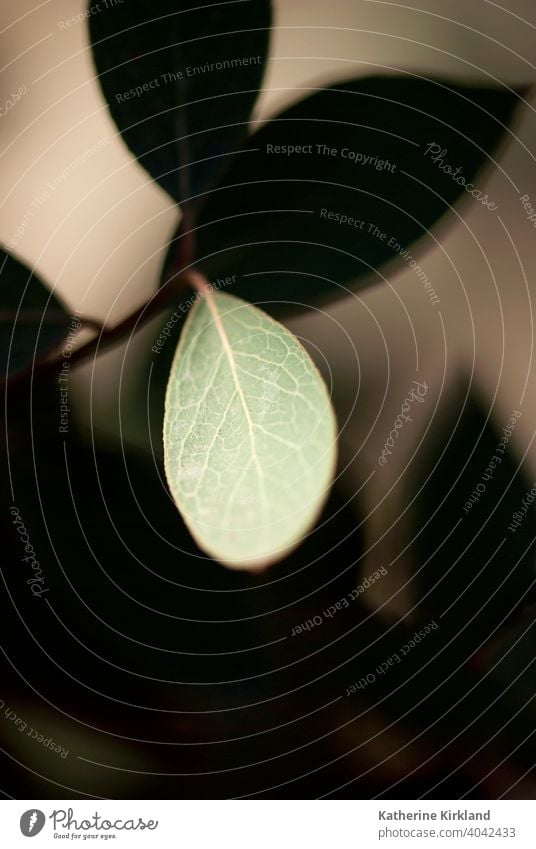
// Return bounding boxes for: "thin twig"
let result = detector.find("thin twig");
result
[2,255,204,393]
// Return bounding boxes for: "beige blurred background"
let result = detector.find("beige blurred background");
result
[1,0,536,617]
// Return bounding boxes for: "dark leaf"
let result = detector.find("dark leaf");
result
[0,249,70,377]
[171,76,524,313]
[90,0,271,204]
[476,607,536,738]
[412,390,535,636]
[330,388,536,776]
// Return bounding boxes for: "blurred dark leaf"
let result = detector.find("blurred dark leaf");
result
[0,249,70,376]
[2,382,371,800]
[476,607,536,722]
[90,0,271,204]
[413,391,536,636]
[166,76,524,313]
[4,375,534,795]
[327,389,536,783]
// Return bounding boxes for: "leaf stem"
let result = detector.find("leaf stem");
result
[187,268,214,298]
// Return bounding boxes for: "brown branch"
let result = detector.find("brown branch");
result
[3,246,202,394]
[79,316,106,333]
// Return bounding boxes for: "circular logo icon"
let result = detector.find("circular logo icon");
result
[20,810,46,837]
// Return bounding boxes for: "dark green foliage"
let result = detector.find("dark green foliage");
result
[185,77,521,311]
[90,0,271,204]
[0,249,70,376]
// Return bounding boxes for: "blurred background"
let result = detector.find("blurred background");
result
[2,0,536,799]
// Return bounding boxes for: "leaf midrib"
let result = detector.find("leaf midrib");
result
[203,293,264,482]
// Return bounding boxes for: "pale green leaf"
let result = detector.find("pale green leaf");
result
[163,291,337,569]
